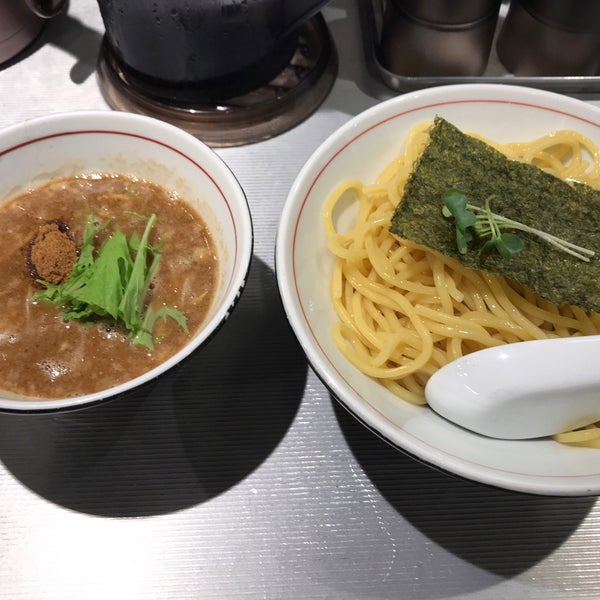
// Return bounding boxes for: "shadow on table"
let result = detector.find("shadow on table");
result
[333,398,596,591]
[0,257,307,517]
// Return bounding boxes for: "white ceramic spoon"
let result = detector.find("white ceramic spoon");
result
[425,335,600,440]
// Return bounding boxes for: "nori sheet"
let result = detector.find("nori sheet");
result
[390,116,600,313]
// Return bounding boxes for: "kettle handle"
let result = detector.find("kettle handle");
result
[281,1,332,38]
[24,0,67,18]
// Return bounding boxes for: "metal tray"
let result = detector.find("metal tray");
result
[364,0,600,95]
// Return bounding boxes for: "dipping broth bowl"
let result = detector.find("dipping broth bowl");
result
[0,110,253,412]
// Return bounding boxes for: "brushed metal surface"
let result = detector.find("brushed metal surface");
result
[1,1,600,598]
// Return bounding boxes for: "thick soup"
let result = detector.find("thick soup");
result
[0,174,218,399]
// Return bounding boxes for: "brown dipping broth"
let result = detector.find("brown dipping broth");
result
[0,174,218,399]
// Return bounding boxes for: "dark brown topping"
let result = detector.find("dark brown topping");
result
[28,220,77,284]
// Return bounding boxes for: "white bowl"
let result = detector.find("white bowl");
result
[0,110,253,412]
[276,83,600,496]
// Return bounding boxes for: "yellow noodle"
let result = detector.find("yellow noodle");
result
[324,123,600,445]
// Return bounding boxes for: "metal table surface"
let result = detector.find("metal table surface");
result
[2,1,600,598]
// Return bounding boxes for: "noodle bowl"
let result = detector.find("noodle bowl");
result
[276,84,600,495]
[323,121,600,445]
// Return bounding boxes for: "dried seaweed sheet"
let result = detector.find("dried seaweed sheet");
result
[390,116,600,313]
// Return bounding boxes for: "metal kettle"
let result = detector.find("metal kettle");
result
[97,0,332,90]
[0,0,66,64]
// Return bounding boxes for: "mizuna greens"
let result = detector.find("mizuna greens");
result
[36,214,188,349]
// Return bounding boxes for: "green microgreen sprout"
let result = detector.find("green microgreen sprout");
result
[441,188,476,254]
[442,188,595,262]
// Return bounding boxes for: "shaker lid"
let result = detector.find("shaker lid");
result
[521,0,600,33]
[391,0,501,26]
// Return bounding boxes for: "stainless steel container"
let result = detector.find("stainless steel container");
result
[378,0,502,77]
[496,0,600,76]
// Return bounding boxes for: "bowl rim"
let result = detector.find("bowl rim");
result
[0,110,253,412]
[276,83,600,496]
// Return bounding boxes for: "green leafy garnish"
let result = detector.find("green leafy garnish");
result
[36,214,188,349]
[442,188,593,261]
[441,188,476,254]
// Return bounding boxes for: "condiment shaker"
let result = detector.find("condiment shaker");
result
[496,0,600,76]
[378,0,502,77]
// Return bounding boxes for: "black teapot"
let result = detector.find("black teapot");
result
[97,0,332,91]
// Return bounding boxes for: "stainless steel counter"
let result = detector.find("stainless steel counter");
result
[2,1,600,598]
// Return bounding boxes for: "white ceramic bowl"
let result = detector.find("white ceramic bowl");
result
[0,110,253,412]
[276,83,600,496]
